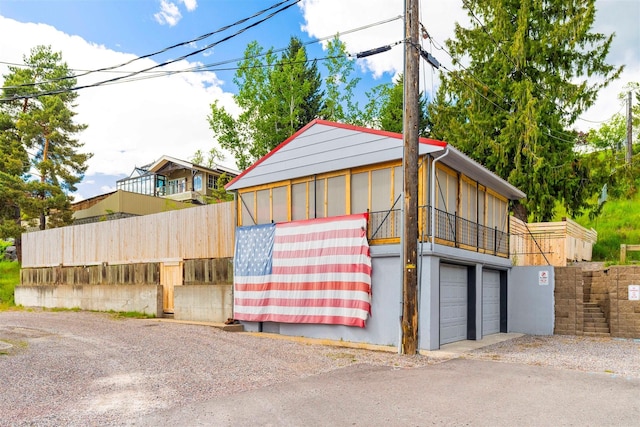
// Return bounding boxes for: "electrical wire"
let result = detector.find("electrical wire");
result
[457,0,623,131]
[1,0,301,90]
[0,15,402,101]
[1,0,301,100]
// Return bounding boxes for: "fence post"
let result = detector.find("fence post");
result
[620,244,627,263]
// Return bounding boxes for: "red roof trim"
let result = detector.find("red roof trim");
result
[225,119,448,189]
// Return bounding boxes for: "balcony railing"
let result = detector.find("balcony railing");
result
[156,181,186,196]
[369,206,509,257]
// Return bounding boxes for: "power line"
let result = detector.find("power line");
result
[1,15,402,101]
[423,25,581,144]
[1,0,301,100]
[1,0,301,90]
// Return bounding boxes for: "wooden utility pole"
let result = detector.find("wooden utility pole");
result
[627,90,633,165]
[401,0,420,355]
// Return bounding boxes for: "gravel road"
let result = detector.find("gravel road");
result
[1,310,638,426]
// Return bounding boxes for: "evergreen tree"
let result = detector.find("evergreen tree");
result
[209,37,323,170]
[429,0,622,221]
[376,75,431,137]
[1,45,92,230]
[0,112,29,240]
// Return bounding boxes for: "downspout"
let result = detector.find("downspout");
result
[430,147,450,250]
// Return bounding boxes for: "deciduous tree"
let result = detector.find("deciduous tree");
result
[209,37,323,171]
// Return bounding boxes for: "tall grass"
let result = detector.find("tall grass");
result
[0,261,20,308]
[559,193,640,262]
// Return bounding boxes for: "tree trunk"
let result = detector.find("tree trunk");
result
[513,201,528,222]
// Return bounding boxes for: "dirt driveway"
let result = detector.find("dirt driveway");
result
[1,310,638,426]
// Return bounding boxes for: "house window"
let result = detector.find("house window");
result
[194,175,203,191]
[272,186,288,223]
[240,192,255,226]
[327,175,346,217]
[208,174,216,189]
[291,182,307,220]
[167,178,186,195]
[351,172,368,214]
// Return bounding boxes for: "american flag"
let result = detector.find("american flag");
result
[233,213,372,327]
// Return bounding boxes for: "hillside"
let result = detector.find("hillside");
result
[562,193,640,262]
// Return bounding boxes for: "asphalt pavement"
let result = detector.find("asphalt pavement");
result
[133,357,640,427]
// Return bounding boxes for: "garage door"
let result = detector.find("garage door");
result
[440,264,468,345]
[482,270,501,335]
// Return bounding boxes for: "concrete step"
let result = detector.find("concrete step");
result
[583,331,611,337]
[584,326,610,333]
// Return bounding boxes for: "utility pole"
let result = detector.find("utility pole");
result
[627,90,633,165]
[401,0,420,355]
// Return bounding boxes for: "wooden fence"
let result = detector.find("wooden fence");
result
[22,202,236,268]
[510,217,597,266]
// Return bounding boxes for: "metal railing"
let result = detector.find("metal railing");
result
[369,206,509,256]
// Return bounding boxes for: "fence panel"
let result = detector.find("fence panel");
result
[22,202,236,268]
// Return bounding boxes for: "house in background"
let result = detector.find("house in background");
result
[72,190,194,225]
[226,119,534,351]
[117,155,239,205]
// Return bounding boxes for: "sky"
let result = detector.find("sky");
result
[0,0,638,201]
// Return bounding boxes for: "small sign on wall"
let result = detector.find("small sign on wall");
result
[538,270,549,286]
[629,285,640,301]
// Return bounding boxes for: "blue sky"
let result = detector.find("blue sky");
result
[0,0,638,201]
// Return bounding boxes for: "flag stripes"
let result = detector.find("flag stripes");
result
[233,213,372,327]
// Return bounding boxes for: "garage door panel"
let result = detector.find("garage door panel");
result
[440,264,467,345]
[482,270,500,335]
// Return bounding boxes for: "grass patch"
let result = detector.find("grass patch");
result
[556,192,640,262]
[0,261,20,308]
[107,310,156,319]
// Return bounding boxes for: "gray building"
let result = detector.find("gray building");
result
[226,119,540,351]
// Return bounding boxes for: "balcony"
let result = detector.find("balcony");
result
[369,206,510,257]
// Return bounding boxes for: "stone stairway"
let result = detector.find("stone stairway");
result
[583,302,610,337]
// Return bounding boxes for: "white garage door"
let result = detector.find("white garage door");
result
[440,264,468,345]
[482,270,501,335]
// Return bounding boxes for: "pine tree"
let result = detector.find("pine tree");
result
[430,0,622,221]
[1,45,92,230]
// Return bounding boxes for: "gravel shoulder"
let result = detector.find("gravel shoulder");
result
[1,310,639,426]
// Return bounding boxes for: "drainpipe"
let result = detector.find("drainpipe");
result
[430,147,450,250]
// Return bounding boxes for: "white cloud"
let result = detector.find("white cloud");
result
[180,0,198,13]
[0,16,239,179]
[300,0,639,132]
[154,0,182,27]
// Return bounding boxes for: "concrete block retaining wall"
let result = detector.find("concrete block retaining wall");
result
[554,266,640,338]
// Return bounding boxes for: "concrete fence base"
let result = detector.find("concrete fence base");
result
[174,285,233,323]
[15,284,163,317]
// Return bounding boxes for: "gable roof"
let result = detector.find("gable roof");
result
[149,155,239,177]
[226,119,446,190]
[226,119,525,200]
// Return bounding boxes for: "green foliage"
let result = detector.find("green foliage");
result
[1,45,92,232]
[206,173,234,204]
[209,37,324,171]
[429,0,623,221]
[376,74,432,137]
[560,193,640,262]
[321,36,361,123]
[0,261,20,308]
[107,310,156,319]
